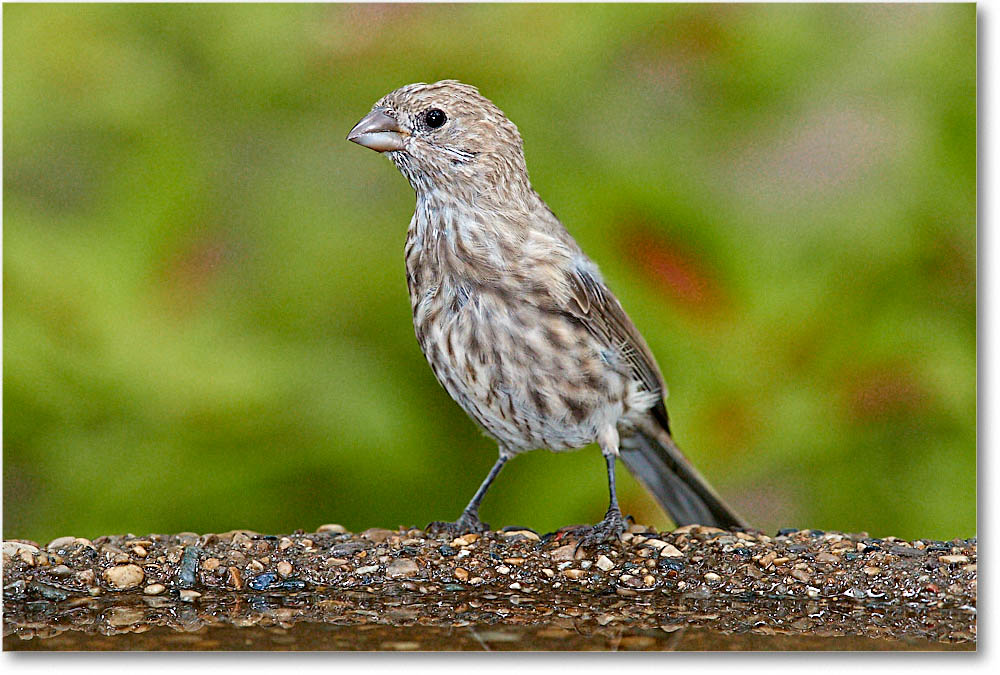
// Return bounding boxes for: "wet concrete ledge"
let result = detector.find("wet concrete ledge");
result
[2,523,977,651]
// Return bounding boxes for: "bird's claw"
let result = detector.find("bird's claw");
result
[426,512,491,537]
[571,508,626,551]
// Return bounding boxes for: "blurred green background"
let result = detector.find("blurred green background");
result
[3,3,975,544]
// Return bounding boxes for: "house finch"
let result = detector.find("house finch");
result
[348,80,747,543]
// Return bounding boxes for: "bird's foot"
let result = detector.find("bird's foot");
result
[426,511,491,537]
[570,507,626,550]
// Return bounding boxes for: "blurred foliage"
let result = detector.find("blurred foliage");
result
[3,3,975,544]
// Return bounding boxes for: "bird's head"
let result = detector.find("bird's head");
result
[348,80,531,199]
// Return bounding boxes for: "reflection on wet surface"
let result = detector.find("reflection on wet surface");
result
[3,526,976,650]
[4,587,975,651]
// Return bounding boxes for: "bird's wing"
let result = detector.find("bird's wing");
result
[562,261,666,400]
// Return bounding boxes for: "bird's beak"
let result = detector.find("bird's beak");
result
[347,108,406,153]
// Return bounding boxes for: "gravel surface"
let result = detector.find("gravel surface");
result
[3,523,976,650]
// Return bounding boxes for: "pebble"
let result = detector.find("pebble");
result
[704,572,721,582]
[316,524,347,534]
[595,555,615,571]
[228,566,243,590]
[178,590,201,603]
[453,567,469,581]
[496,565,511,575]
[386,559,419,579]
[643,538,669,550]
[46,536,76,551]
[355,565,379,575]
[792,569,811,583]
[143,584,165,595]
[502,529,540,541]
[177,546,202,588]
[3,542,39,558]
[940,555,970,564]
[103,564,144,589]
[277,561,294,578]
[864,566,882,576]
[361,528,394,543]
[202,557,221,571]
[660,544,684,558]
[47,564,72,577]
[549,544,577,561]
[563,569,585,580]
[278,537,293,551]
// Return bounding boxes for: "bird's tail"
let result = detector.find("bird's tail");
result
[620,415,748,530]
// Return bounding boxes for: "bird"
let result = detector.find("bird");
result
[347,80,747,544]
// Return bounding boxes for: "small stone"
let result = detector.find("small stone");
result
[864,566,881,576]
[317,524,347,534]
[356,565,379,575]
[469,577,485,585]
[563,569,585,580]
[704,572,721,582]
[596,613,616,626]
[541,568,555,578]
[453,567,469,581]
[643,575,656,586]
[962,564,977,573]
[46,536,76,551]
[386,559,419,579]
[103,564,144,589]
[228,566,243,590]
[4,542,40,558]
[660,544,684,558]
[816,552,839,563]
[594,555,615,571]
[277,561,294,578]
[19,551,35,566]
[450,537,472,548]
[503,557,525,565]
[327,557,349,566]
[202,557,221,571]
[509,582,522,590]
[939,554,970,564]
[550,544,577,561]
[643,538,669,550]
[496,565,511,575]
[502,529,540,541]
[177,546,202,588]
[792,569,811,583]
[278,537,293,551]
[131,545,148,558]
[178,589,201,603]
[580,560,592,570]
[143,584,166,595]
[362,528,394,543]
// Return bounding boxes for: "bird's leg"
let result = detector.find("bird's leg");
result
[570,426,627,549]
[573,451,626,549]
[427,455,508,536]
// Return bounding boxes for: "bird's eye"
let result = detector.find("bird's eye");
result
[424,108,447,129]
